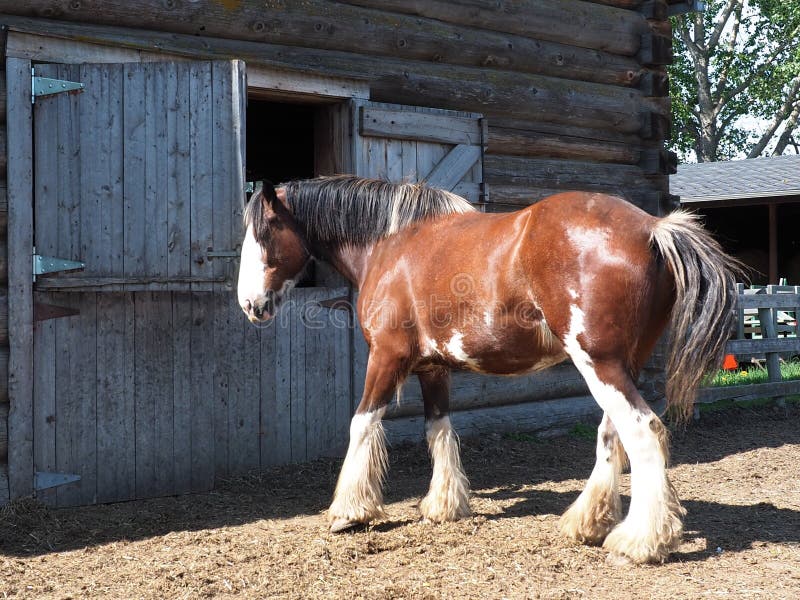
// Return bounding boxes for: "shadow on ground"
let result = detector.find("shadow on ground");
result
[1,404,797,558]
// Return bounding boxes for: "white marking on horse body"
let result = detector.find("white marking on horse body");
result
[483,311,493,328]
[421,337,439,358]
[569,289,579,300]
[444,331,481,370]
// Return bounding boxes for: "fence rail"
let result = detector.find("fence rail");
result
[697,284,800,406]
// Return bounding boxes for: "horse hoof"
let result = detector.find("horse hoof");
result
[329,518,363,533]
[605,552,633,567]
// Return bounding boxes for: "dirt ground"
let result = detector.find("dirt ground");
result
[2,403,799,600]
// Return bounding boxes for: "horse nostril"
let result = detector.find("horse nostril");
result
[253,304,263,318]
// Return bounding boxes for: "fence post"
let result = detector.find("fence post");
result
[762,285,784,408]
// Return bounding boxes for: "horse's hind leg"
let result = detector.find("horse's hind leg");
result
[559,413,625,544]
[328,349,407,533]
[563,308,684,563]
[567,359,684,563]
[418,367,471,522]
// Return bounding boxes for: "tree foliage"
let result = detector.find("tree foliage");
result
[670,0,800,162]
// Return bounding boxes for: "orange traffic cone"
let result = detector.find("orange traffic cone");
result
[722,354,738,371]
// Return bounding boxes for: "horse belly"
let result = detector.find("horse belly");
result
[422,322,568,376]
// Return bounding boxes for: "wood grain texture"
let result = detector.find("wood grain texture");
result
[6,57,35,499]
[2,2,646,84]
[1,17,651,135]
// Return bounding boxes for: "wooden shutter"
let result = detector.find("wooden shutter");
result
[352,99,486,203]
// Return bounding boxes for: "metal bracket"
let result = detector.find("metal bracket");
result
[32,67,84,104]
[33,252,85,282]
[34,471,81,491]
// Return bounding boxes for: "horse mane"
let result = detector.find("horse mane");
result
[280,175,476,247]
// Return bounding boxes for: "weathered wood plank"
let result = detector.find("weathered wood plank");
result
[360,107,482,146]
[1,17,650,135]
[30,63,70,506]
[738,294,800,310]
[188,61,216,492]
[0,402,8,462]
[262,318,289,468]
[726,338,800,356]
[96,293,135,503]
[171,293,192,495]
[290,292,309,462]
[3,4,646,84]
[384,395,603,446]
[134,293,175,498]
[227,296,261,475]
[6,57,35,499]
[55,294,97,507]
[424,145,481,190]
[697,380,800,404]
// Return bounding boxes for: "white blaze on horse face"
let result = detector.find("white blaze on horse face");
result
[237,225,267,313]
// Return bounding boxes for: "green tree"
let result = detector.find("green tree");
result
[670,0,800,162]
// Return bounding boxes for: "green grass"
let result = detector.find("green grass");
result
[568,422,597,441]
[709,359,800,387]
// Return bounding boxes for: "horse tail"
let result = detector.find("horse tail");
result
[649,211,742,422]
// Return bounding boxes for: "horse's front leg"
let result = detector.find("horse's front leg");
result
[328,347,409,533]
[418,367,471,522]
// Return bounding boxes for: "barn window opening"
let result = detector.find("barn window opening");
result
[246,98,318,286]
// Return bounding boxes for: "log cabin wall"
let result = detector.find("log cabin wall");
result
[0,0,676,214]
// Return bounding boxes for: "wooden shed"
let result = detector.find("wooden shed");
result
[0,0,687,506]
[672,155,800,285]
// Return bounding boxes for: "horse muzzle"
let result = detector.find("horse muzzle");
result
[242,291,278,323]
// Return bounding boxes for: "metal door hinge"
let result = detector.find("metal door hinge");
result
[34,471,81,491]
[32,67,84,104]
[33,251,85,282]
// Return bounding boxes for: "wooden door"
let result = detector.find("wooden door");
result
[30,60,262,506]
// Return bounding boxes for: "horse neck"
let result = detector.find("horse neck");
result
[312,240,375,289]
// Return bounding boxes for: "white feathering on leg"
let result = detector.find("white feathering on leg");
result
[419,416,471,522]
[328,408,388,529]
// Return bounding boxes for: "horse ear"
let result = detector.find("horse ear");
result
[276,187,289,208]
[261,181,279,207]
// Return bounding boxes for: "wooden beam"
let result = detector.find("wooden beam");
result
[769,203,778,283]
[360,106,482,146]
[424,145,482,190]
[6,57,34,499]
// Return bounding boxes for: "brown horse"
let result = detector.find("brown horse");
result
[237,175,738,564]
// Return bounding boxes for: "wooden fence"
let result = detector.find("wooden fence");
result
[697,284,800,408]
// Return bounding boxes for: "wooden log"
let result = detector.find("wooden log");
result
[385,364,590,419]
[384,395,603,446]
[489,183,662,210]
[489,125,641,164]
[485,155,650,190]
[491,116,645,147]
[3,16,651,135]
[9,0,649,59]
[339,0,649,56]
